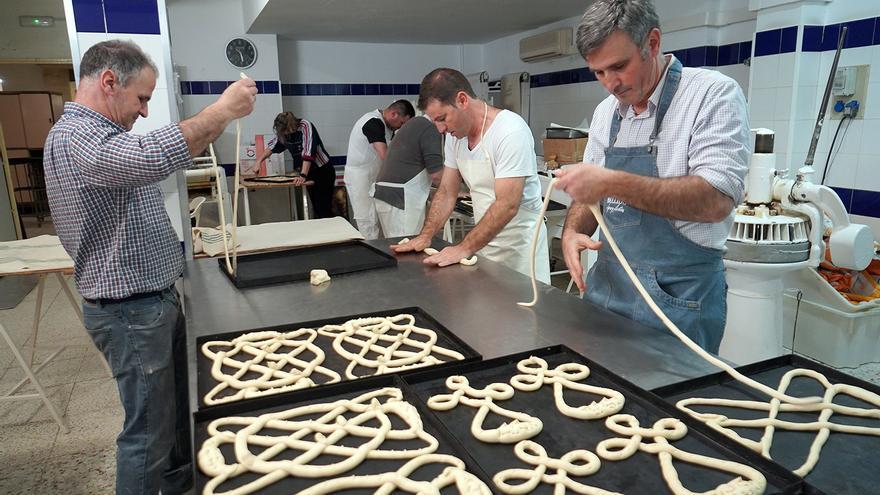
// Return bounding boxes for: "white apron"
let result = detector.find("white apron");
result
[456,141,550,283]
[372,169,431,238]
[346,164,381,239]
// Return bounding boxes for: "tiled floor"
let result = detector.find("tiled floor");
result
[0,234,876,493]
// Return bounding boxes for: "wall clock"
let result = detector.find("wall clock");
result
[225,38,257,69]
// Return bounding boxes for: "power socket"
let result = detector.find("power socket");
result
[829,64,870,120]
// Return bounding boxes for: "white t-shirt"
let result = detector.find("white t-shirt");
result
[444,110,542,212]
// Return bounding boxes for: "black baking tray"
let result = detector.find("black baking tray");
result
[193,374,492,494]
[195,306,480,411]
[220,240,396,288]
[403,345,803,494]
[652,354,880,495]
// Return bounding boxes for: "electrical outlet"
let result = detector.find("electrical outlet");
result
[828,64,870,120]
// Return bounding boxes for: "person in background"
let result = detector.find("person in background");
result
[43,40,256,494]
[372,113,444,238]
[345,99,414,239]
[256,111,336,218]
[392,68,550,283]
[555,0,749,353]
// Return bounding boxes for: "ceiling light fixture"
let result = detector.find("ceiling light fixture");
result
[19,16,55,28]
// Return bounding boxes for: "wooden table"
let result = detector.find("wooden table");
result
[238,175,314,225]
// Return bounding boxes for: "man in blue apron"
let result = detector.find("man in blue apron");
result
[555,0,749,353]
[392,68,550,283]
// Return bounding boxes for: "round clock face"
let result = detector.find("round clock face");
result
[225,38,257,69]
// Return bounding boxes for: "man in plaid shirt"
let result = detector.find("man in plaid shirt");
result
[43,40,256,494]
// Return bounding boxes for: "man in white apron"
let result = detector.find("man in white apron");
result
[372,114,444,237]
[392,68,550,284]
[345,100,414,239]
[555,0,749,353]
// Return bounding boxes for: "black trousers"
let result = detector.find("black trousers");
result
[308,163,336,218]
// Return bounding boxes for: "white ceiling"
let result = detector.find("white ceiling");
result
[247,0,592,44]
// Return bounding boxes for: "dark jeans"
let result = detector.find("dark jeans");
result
[83,287,192,495]
[309,163,337,218]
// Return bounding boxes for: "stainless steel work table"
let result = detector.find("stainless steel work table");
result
[182,239,725,414]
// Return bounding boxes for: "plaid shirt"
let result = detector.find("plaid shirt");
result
[44,102,192,299]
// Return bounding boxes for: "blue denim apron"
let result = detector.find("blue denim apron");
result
[584,59,727,353]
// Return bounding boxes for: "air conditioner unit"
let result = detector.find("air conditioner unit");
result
[519,28,573,63]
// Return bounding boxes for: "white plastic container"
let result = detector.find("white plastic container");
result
[782,293,880,368]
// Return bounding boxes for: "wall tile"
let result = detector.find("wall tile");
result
[380,84,394,95]
[208,81,227,94]
[687,46,708,67]
[749,87,777,122]
[73,0,106,33]
[875,18,880,46]
[855,154,880,192]
[802,25,823,52]
[718,43,738,66]
[850,188,880,217]
[263,81,279,94]
[842,17,876,49]
[780,26,798,54]
[774,86,793,118]
[755,29,781,57]
[179,81,190,95]
[103,0,160,35]
[705,46,719,67]
[821,24,843,52]
[189,81,209,95]
[407,84,420,95]
[739,41,753,63]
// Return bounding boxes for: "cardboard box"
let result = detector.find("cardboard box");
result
[542,137,587,164]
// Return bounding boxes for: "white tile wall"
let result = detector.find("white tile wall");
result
[855,154,880,191]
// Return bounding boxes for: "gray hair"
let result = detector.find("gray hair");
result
[79,40,158,86]
[575,0,660,59]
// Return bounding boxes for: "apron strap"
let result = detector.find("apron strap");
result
[607,57,683,151]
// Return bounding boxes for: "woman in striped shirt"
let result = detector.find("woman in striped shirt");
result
[258,111,336,218]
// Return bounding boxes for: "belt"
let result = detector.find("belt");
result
[83,287,170,306]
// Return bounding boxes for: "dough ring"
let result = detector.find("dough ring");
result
[399,238,478,266]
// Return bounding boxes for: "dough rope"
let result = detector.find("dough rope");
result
[493,440,621,495]
[200,328,341,405]
[596,414,767,495]
[427,375,543,443]
[214,72,248,276]
[676,367,880,476]
[518,177,558,307]
[202,314,464,404]
[298,454,492,495]
[399,237,478,266]
[199,388,484,495]
[509,356,625,420]
[316,313,466,379]
[588,203,818,406]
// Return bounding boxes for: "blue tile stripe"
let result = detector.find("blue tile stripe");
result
[753,15,880,57]
[280,83,421,96]
[531,40,751,89]
[71,0,160,35]
[831,187,880,219]
[182,82,421,97]
[180,80,281,95]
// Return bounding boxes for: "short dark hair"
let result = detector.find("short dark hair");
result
[417,68,476,110]
[79,40,158,86]
[388,99,415,118]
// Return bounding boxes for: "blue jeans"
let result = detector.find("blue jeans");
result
[83,287,192,495]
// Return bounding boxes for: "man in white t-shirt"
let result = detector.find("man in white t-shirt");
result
[392,68,550,283]
[345,100,414,239]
